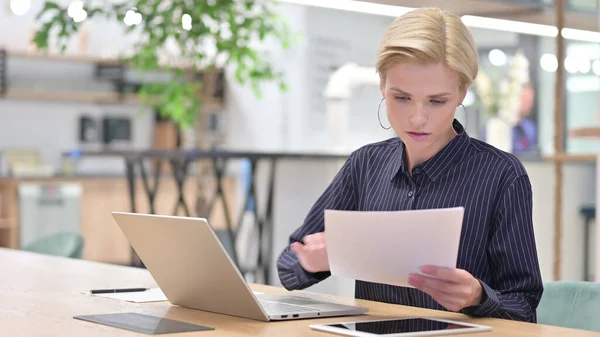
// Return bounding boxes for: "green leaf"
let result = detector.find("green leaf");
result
[279,80,289,92]
[32,0,298,131]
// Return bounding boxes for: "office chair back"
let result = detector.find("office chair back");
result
[23,232,84,259]
[537,281,600,332]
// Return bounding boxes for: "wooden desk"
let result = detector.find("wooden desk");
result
[1,248,595,337]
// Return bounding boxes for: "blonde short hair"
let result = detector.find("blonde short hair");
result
[376,8,479,89]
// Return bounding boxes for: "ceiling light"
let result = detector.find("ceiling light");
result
[124,9,142,26]
[73,10,87,23]
[461,16,600,43]
[461,15,558,37]
[540,53,558,73]
[182,14,192,31]
[578,59,591,74]
[67,1,83,18]
[10,0,31,16]
[67,1,87,23]
[488,49,507,66]
[278,0,412,17]
[278,0,600,43]
[562,28,600,44]
[564,56,579,74]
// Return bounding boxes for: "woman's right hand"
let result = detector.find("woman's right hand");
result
[290,232,330,273]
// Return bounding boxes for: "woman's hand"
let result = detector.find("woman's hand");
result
[290,233,330,273]
[408,265,483,312]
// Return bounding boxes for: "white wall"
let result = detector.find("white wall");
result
[565,43,600,154]
[224,3,310,152]
[0,99,153,174]
[537,37,557,157]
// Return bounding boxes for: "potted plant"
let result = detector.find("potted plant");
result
[32,0,296,217]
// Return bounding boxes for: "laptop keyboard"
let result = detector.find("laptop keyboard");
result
[259,300,319,314]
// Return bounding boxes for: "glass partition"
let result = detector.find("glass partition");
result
[565,41,600,154]
[536,36,558,156]
[568,0,598,12]
[473,36,544,158]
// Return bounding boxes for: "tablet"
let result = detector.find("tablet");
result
[309,317,492,337]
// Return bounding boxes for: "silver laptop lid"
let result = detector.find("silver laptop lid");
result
[111,212,270,321]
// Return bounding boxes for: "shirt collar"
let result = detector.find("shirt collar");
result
[389,119,470,182]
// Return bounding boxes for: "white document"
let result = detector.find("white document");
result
[324,207,464,288]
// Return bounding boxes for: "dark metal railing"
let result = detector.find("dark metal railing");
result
[64,149,348,284]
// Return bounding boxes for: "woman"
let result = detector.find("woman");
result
[276,7,543,323]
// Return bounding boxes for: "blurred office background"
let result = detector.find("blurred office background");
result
[0,0,599,298]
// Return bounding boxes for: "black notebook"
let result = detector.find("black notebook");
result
[74,312,214,335]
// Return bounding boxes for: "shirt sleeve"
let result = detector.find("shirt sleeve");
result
[277,153,358,291]
[461,174,544,322]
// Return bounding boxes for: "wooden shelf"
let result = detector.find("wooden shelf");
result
[2,88,225,107]
[4,89,141,105]
[547,154,597,162]
[0,219,14,230]
[7,50,121,65]
[538,128,600,161]
[364,0,599,31]
[5,50,216,72]
[1,50,226,107]
[570,127,600,138]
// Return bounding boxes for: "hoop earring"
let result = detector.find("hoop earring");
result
[377,97,391,130]
[453,103,467,135]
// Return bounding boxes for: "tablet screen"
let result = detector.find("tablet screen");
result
[327,318,475,335]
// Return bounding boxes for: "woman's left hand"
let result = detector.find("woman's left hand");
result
[408,265,483,312]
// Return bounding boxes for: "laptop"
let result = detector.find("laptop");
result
[111,212,368,322]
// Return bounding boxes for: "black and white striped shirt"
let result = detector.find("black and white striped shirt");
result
[277,121,543,323]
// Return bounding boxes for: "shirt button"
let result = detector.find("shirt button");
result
[408,191,414,197]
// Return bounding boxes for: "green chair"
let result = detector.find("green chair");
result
[23,232,84,259]
[537,281,600,332]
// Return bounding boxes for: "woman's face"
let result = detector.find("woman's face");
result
[381,62,466,159]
